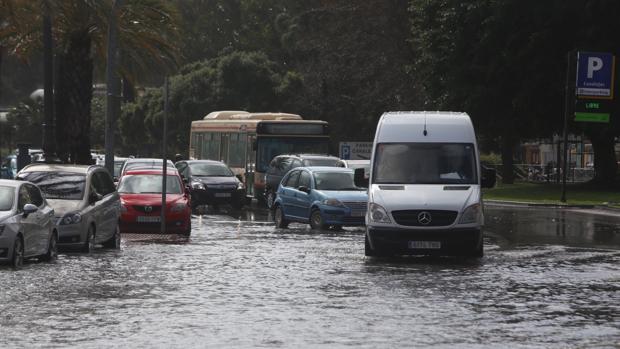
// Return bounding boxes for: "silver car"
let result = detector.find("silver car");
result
[0,179,57,268]
[17,164,121,252]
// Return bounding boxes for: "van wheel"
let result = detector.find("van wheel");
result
[274,205,289,229]
[364,234,376,257]
[310,209,327,230]
[469,236,484,258]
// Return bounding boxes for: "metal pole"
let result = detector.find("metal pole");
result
[160,77,169,234]
[104,0,123,173]
[561,51,574,203]
[42,0,55,160]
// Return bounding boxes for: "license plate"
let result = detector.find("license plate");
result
[408,241,441,249]
[136,216,161,223]
[352,210,366,217]
[215,193,231,198]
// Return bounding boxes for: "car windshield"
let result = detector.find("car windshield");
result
[256,137,330,172]
[124,160,174,173]
[304,158,343,167]
[189,163,233,177]
[118,174,183,194]
[0,186,14,211]
[313,172,359,191]
[373,143,477,184]
[17,171,86,200]
[114,161,126,178]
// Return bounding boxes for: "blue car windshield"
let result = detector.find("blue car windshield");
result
[313,172,358,191]
[0,186,14,211]
[17,171,86,200]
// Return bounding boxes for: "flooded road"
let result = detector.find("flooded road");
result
[1,205,619,348]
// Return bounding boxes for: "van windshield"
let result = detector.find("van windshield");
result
[373,143,477,184]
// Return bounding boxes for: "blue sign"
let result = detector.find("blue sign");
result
[340,144,351,160]
[575,52,615,99]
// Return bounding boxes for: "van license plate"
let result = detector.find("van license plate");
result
[409,241,441,249]
[215,193,231,198]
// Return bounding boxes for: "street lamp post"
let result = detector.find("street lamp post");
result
[104,0,123,174]
[42,0,55,161]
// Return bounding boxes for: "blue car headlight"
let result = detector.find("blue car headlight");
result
[322,198,345,207]
[59,212,82,225]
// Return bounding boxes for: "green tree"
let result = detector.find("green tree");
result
[0,0,180,163]
[120,51,303,156]
[6,98,43,147]
[409,0,620,185]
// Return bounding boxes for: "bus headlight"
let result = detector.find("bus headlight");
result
[459,204,481,224]
[369,203,391,223]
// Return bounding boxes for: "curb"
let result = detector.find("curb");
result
[485,200,620,211]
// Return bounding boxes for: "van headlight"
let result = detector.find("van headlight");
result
[59,212,82,225]
[459,204,481,224]
[369,203,391,223]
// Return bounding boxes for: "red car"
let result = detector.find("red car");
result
[117,169,191,236]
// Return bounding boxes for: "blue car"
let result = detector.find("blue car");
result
[273,167,368,230]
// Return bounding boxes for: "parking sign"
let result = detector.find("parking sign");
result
[575,52,615,99]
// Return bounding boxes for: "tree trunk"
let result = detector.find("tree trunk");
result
[55,30,93,164]
[588,126,617,186]
[501,133,515,184]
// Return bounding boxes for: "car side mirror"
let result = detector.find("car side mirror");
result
[89,191,103,204]
[22,203,38,217]
[298,186,310,193]
[481,167,497,188]
[354,168,369,188]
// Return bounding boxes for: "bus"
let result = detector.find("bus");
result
[189,111,330,201]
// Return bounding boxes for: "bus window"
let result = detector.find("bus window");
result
[229,133,246,168]
[220,133,229,163]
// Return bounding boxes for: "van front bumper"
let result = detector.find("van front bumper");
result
[367,226,482,256]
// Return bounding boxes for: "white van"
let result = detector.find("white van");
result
[364,111,495,257]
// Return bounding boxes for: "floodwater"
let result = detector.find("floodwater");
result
[0,205,619,348]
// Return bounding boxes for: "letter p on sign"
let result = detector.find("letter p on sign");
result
[587,57,604,78]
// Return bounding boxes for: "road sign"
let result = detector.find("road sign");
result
[574,99,611,123]
[575,52,615,99]
[339,142,372,160]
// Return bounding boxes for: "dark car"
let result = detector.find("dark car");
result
[175,160,246,210]
[264,154,344,209]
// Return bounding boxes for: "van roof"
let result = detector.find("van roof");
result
[376,111,476,144]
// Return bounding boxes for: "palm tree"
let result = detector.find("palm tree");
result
[0,0,180,163]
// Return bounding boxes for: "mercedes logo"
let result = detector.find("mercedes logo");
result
[417,211,432,225]
[144,206,153,213]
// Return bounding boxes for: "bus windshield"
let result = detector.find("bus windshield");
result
[373,143,477,184]
[257,137,329,172]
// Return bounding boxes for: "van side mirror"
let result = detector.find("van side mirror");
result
[481,167,496,188]
[354,168,369,188]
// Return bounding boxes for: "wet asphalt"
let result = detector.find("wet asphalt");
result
[0,204,619,348]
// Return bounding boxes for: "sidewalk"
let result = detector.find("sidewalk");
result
[485,199,620,216]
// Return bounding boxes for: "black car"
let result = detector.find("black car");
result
[175,160,246,210]
[264,154,344,208]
